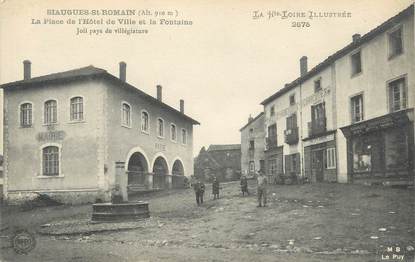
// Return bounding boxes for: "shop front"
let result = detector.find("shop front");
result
[340,109,414,184]
[265,146,283,184]
[303,131,337,183]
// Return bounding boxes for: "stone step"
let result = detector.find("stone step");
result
[127,184,146,191]
[91,212,149,222]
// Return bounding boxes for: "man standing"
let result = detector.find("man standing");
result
[257,170,267,207]
[193,178,204,206]
[240,175,249,196]
[212,176,220,200]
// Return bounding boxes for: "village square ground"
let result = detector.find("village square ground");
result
[0,181,414,262]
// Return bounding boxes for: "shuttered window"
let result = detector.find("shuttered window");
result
[326,148,336,169]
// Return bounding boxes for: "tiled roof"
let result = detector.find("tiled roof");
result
[261,4,414,106]
[1,66,200,125]
[207,144,241,152]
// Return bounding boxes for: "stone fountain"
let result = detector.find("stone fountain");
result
[91,162,150,223]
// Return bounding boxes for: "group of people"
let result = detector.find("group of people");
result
[192,176,220,205]
[192,171,268,207]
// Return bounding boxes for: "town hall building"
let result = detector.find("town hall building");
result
[1,61,199,203]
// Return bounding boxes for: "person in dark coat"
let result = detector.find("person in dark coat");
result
[240,175,249,196]
[193,178,205,205]
[212,176,220,200]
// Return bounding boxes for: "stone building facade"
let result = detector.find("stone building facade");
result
[2,61,199,203]
[256,4,414,185]
[194,144,241,182]
[240,113,265,177]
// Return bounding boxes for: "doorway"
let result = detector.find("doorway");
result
[311,149,324,182]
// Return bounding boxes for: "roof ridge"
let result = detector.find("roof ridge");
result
[261,4,414,105]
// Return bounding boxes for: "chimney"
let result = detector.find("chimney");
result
[180,99,184,113]
[300,56,308,77]
[23,60,31,80]
[352,34,361,43]
[119,61,126,82]
[248,114,253,122]
[157,85,162,101]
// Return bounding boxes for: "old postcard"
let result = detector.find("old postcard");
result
[0,0,414,261]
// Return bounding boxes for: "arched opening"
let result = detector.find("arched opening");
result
[172,160,186,188]
[172,160,184,176]
[152,156,168,189]
[127,152,148,188]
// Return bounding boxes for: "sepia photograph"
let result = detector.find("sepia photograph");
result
[0,0,414,261]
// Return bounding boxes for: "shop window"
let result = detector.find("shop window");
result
[70,97,83,121]
[326,148,336,169]
[388,26,403,58]
[352,138,372,173]
[20,103,32,127]
[42,146,59,176]
[121,102,131,127]
[157,118,164,137]
[141,111,149,133]
[384,128,408,171]
[389,77,407,112]
[352,134,383,174]
[351,51,362,76]
[314,79,322,93]
[351,94,364,123]
[44,100,57,125]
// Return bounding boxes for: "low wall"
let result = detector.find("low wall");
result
[6,189,110,205]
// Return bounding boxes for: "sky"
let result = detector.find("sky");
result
[0,0,412,155]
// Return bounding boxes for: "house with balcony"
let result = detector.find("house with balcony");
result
[240,113,265,177]
[258,4,413,185]
[261,54,337,183]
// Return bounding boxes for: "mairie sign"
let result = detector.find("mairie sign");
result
[36,131,66,142]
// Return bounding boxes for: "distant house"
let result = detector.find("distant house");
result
[194,145,241,182]
[240,113,265,177]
